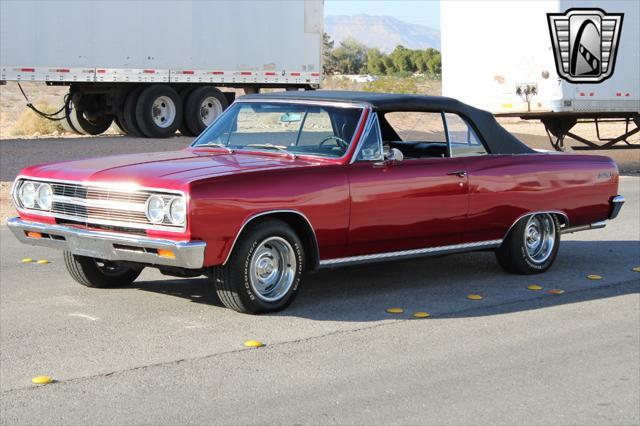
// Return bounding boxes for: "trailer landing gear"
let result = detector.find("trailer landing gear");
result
[541,114,640,151]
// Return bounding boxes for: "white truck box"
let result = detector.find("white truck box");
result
[0,0,323,85]
[441,0,639,114]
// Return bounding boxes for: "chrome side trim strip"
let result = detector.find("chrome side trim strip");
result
[222,209,319,266]
[561,220,607,234]
[318,239,503,268]
[7,217,206,269]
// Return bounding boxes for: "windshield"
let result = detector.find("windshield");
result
[192,102,364,158]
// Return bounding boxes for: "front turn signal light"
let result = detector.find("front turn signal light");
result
[157,249,176,259]
[26,231,42,239]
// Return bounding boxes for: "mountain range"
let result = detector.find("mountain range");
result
[325,14,441,53]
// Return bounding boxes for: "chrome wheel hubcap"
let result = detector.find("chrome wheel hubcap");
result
[151,96,176,128]
[200,96,223,126]
[524,214,556,263]
[249,236,296,302]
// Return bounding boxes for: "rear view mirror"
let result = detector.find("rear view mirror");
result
[280,112,302,123]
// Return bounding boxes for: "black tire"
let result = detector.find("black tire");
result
[177,87,197,137]
[212,219,305,314]
[63,251,142,288]
[495,213,560,274]
[119,87,145,137]
[69,101,113,135]
[113,115,126,134]
[135,85,183,138]
[184,86,228,136]
[60,98,82,135]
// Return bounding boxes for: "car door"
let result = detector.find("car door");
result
[346,111,469,257]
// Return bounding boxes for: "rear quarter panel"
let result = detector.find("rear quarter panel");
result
[464,153,619,242]
[188,164,349,267]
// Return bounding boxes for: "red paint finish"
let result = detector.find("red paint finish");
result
[347,158,468,255]
[13,111,620,269]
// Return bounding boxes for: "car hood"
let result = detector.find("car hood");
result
[19,149,323,190]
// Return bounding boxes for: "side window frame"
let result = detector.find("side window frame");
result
[352,112,384,162]
[443,111,491,157]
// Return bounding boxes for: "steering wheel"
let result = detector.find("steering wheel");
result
[319,136,348,150]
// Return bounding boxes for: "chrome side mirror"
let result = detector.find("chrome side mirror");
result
[385,147,404,163]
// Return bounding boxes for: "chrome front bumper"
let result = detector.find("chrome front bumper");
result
[7,217,206,269]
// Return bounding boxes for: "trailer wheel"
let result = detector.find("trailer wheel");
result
[135,85,183,138]
[177,87,197,137]
[184,87,228,135]
[69,106,113,135]
[113,115,126,134]
[60,98,82,135]
[119,87,145,137]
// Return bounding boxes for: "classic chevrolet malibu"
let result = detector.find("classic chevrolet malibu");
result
[9,91,624,313]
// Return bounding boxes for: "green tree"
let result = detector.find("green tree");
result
[366,48,387,75]
[427,52,441,77]
[331,37,368,74]
[322,33,337,75]
[390,45,415,73]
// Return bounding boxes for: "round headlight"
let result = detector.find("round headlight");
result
[19,182,36,208]
[37,183,53,210]
[168,198,186,225]
[145,195,165,223]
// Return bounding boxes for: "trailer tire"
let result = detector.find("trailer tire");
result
[135,85,183,138]
[60,98,82,135]
[119,87,145,137]
[113,115,127,134]
[69,108,113,135]
[184,86,228,135]
[177,87,197,137]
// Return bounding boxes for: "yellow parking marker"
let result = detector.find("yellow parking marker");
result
[31,375,53,385]
[587,274,603,280]
[467,294,483,300]
[385,307,404,314]
[547,289,565,295]
[243,340,264,348]
[527,285,543,291]
[632,267,640,273]
[36,259,50,264]
[21,258,33,263]
[412,311,431,318]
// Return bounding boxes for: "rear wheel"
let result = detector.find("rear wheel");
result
[212,219,304,314]
[495,213,560,274]
[184,86,227,135]
[135,85,183,138]
[63,251,142,288]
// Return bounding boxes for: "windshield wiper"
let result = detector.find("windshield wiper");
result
[245,143,296,158]
[195,142,233,153]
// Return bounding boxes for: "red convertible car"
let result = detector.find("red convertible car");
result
[8,91,624,313]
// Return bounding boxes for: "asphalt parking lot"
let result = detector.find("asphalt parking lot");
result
[0,143,638,424]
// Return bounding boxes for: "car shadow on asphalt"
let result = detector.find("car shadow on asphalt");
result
[130,240,640,321]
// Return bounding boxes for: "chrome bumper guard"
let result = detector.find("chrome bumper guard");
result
[609,195,624,220]
[7,217,206,269]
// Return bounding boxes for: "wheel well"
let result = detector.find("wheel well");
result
[503,211,569,241]
[228,211,320,270]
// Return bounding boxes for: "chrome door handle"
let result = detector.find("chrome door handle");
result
[447,170,467,178]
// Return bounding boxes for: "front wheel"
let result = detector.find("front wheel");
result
[63,251,142,288]
[212,219,305,314]
[495,213,560,274]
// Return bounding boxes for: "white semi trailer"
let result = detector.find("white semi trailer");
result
[0,0,323,138]
[441,0,639,151]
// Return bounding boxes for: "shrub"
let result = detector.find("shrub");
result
[11,104,65,136]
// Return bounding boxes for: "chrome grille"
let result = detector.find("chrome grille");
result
[15,179,185,233]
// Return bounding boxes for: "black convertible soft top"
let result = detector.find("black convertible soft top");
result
[242,90,534,155]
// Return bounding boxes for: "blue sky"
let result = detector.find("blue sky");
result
[324,0,441,29]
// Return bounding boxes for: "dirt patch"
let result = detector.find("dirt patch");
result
[1,181,16,222]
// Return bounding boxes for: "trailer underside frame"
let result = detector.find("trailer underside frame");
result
[496,111,640,151]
